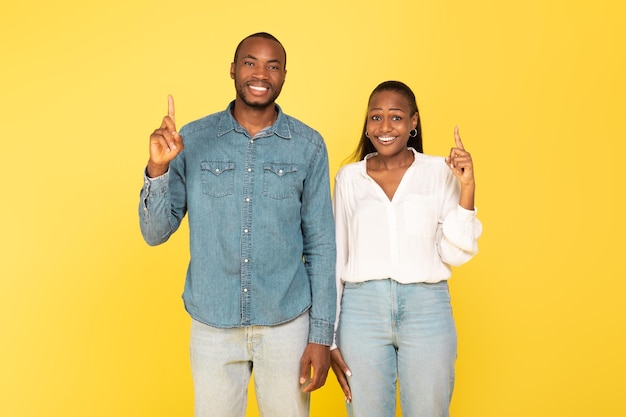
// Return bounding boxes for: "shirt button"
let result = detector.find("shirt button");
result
[243,288,248,293]
[243,259,249,263]
[245,197,250,202]
[247,168,252,172]
[278,169,283,175]
[215,168,220,173]
[244,229,249,233]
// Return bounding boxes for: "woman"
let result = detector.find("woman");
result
[331,80,482,417]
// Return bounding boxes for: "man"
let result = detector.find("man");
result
[138,32,336,416]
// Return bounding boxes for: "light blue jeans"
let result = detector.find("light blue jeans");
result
[337,279,457,417]
[190,313,310,417]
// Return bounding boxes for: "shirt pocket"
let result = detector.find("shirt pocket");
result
[403,194,438,237]
[201,161,235,198]
[263,163,298,200]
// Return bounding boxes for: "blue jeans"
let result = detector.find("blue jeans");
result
[190,313,310,417]
[337,279,457,417]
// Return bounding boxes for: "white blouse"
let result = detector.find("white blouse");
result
[331,148,483,348]
[333,148,482,287]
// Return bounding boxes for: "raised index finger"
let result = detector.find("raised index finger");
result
[454,125,465,150]
[168,95,175,124]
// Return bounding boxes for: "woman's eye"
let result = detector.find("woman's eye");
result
[392,116,402,121]
[371,115,381,121]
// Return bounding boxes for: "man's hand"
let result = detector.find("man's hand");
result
[299,343,330,393]
[147,95,184,177]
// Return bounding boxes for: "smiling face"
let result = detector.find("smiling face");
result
[366,90,419,158]
[230,36,287,109]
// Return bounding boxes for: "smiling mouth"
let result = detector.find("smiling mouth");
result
[248,84,269,92]
[378,136,396,143]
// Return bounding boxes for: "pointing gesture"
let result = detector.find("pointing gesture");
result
[445,126,476,210]
[445,126,474,186]
[168,94,176,124]
[147,95,184,178]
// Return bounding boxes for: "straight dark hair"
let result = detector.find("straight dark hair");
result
[350,80,423,162]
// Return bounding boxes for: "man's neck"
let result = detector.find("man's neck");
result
[232,100,278,137]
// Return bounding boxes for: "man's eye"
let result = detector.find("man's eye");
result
[245,62,254,67]
[268,65,279,70]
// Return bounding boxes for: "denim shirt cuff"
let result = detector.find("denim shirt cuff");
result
[143,168,170,196]
[308,317,334,346]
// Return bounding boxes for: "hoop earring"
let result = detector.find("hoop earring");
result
[365,131,370,138]
[409,129,418,138]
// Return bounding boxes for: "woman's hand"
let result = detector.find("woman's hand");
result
[330,348,353,403]
[445,126,475,210]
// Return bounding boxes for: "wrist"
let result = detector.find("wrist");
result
[147,160,169,178]
[460,178,475,189]
[459,182,475,210]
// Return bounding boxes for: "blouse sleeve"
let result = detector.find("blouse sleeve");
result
[437,169,483,267]
[331,172,349,349]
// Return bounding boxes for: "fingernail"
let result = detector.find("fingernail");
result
[300,377,306,384]
[346,370,352,377]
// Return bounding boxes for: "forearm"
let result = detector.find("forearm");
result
[302,141,337,345]
[138,170,179,245]
[304,233,336,345]
[459,181,475,211]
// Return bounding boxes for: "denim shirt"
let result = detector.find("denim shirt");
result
[139,102,336,346]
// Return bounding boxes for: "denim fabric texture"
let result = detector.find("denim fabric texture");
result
[139,102,336,345]
[190,314,310,417]
[337,279,457,417]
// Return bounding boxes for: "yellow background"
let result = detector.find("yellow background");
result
[1,0,624,416]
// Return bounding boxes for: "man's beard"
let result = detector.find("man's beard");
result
[235,82,282,109]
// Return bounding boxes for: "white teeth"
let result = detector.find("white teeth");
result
[379,136,395,142]
[249,85,268,91]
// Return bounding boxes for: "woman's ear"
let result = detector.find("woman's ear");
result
[412,113,419,129]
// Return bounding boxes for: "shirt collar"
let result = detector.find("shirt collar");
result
[217,101,292,140]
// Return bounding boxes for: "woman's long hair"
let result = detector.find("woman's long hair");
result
[349,80,423,162]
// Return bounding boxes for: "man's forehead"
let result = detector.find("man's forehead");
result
[237,37,285,62]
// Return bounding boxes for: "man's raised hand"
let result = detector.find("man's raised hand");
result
[147,95,184,177]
